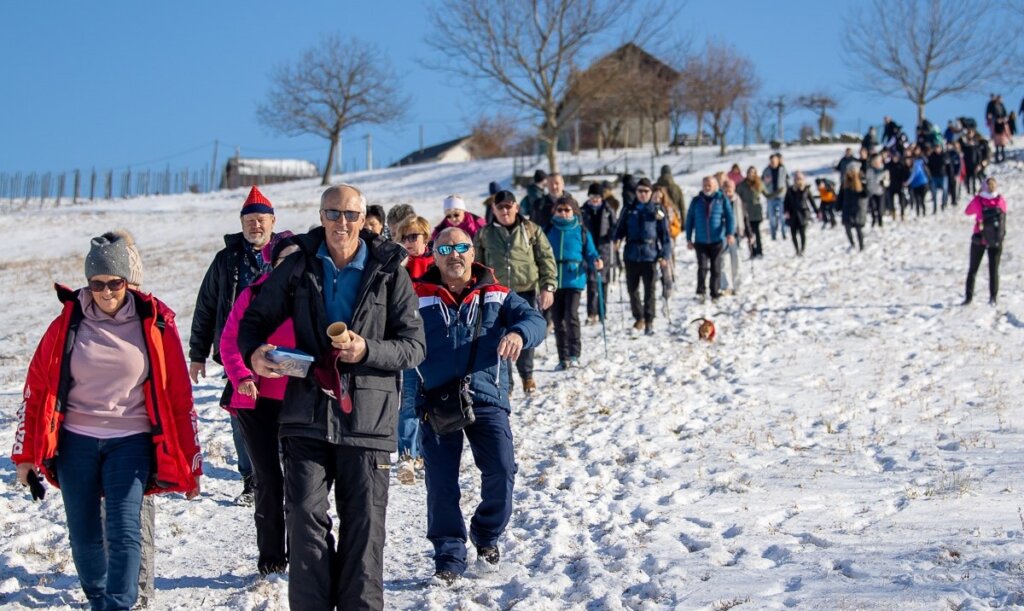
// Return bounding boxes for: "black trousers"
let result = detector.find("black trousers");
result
[551,289,582,361]
[868,194,884,227]
[283,438,389,611]
[790,225,806,255]
[235,398,287,569]
[585,268,610,318]
[889,188,906,220]
[694,242,724,298]
[966,240,1002,301]
[845,225,864,250]
[625,260,657,323]
[513,290,536,381]
[750,220,764,255]
[966,169,978,194]
[948,177,959,207]
[820,204,836,228]
[911,186,927,217]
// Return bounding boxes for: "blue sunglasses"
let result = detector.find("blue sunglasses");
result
[435,243,472,256]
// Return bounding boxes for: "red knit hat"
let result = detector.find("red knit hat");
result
[240,186,274,216]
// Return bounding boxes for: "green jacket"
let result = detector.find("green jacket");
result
[474,216,557,293]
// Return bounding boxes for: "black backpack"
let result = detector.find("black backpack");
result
[981,205,1006,248]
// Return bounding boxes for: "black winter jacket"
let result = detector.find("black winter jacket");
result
[783,186,818,228]
[839,187,868,228]
[237,228,425,451]
[189,232,267,364]
[580,201,617,262]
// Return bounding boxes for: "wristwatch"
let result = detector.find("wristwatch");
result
[543,284,555,292]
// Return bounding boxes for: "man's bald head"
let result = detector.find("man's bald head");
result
[321,183,367,212]
[436,226,471,244]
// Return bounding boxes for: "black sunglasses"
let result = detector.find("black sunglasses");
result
[321,209,362,222]
[400,233,424,244]
[89,278,127,292]
[435,243,472,256]
[494,203,516,211]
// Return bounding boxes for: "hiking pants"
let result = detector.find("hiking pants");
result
[845,225,864,251]
[625,260,657,324]
[868,194,884,227]
[551,288,582,361]
[929,176,947,213]
[586,267,610,318]
[513,290,537,382]
[421,406,516,576]
[694,242,724,298]
[719,240,741,292]
[790,225,807,255]
[966,240,1002,302]
[236,397,287,569]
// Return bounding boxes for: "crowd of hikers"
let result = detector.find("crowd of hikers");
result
[9,103,1011,610]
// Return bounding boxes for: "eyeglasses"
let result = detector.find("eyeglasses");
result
[89,278,127,292]
[636,188,652,194]
[494,203,516,211]
[435,243,472,256]
[321,209,362,222]
[554,207,573,214]
[400,233,424,244]
[445,212,464,220]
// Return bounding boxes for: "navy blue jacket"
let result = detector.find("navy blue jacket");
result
[414,263,546,412]
[613,200,671,263]
[685,191,736,245]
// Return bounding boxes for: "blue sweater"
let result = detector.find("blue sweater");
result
[546,217,600,290]
[414,263,546,412]
[685,191,736,245]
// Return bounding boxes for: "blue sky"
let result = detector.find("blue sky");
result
[0,1,1012,175]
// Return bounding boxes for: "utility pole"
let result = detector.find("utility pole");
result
[365,134,373,171]
[766,96,787,143]
[209,140,219,191]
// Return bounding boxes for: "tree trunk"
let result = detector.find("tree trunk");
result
[718,128,727,156]
[916,99,926,125]
[651,118,660,156]
[322,132,340,186]
[818,109,826,136]
[696,113,705,146]
[543,132,559,174]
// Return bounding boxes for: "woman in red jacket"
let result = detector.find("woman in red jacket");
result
[11,231,201,611]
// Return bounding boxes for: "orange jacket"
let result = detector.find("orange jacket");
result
[11,285,202,494]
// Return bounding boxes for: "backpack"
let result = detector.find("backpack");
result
[981,205,1006,248]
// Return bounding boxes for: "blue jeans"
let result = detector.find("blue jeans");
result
[56,430,152,611]
[230,415,252,479]
[929,176,947,213]
[767,198,786,239]
[398,369,421,459]
[420,406,516,575]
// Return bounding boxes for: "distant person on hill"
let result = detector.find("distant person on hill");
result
[962,177,1006,305]
[532,172,566,231]
[738,167,766,257]
[782,171,817,256]
[865,154,890,227]
[926,145,948,213]
[430,195,486,243]
[655,164,685,221]
[862,126,878,153]
[614,177,671,333]
[946,142,964,208]
[905,150,930,217]
[815,177,838,229]
[840,165,868,251]
[719,178,748,295]
[885,152,908,221]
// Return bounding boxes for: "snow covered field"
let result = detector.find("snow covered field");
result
[0,143,1021,610]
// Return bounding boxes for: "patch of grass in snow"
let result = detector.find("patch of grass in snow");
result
[713,596,751,610]
[922,470,977,498]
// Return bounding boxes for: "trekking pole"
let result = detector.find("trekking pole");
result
[596,272,609,358]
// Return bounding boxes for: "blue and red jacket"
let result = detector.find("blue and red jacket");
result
[414,263,545,411]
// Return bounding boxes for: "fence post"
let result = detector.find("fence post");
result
[73,170,81,204]
[40,172,51,206]
[56,172,65,207]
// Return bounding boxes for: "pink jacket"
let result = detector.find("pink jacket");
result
[430,211,487,242]
[219,274,295,410]
[964,191,1007,235]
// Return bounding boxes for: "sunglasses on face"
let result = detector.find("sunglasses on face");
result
[400,233,423,244]
[321,209,362,222]
[554,207,573,214]
[494,203,515,211]
[89,278,127,292]
[435,243,472,256]
[445,212,464,220]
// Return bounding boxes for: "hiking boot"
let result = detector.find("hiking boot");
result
[633,320,646,331]
[523,378,537,394]
[644,324,655,336]
[433,569,460,587]
[695,294,706,304]
[476,545,500,569]
[961,296,972,305]
[555,361,570,371]
[413,457,425,471]
[236,475,255,507]
[585,314,598,325]
[569,357,580,368]
[989,297,998,306]
[397,457,416,485]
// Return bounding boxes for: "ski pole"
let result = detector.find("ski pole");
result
[596,272,608,358]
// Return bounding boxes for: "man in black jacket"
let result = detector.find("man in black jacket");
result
[238,184,425,611]
[580,182,616,324]
[189,186,277,503]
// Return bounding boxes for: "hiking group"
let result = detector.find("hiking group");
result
[10,99,1010,610]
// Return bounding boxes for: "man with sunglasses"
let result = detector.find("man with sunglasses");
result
[613,177,671,335]
[414,227,546,586]
[189,186,277,506]
[474,190,557,394]
[238,184,425,611]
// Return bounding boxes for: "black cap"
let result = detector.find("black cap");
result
[533,169,547,183]
[494,190,517,205]
[636,177,653,189]
[587,182,602,196]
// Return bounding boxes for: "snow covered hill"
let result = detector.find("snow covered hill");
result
[0,144,1021,610]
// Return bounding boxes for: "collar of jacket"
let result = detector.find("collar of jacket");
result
[415,262,499,306]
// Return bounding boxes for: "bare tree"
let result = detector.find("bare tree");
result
[678,41,759,156]
[844,0,1018,123]
[425,0,651,173]
[466,115,525,159]
[796,92,839,136]
[257,34,409,185]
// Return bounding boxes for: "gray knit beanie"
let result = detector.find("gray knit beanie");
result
[84,230,140,283]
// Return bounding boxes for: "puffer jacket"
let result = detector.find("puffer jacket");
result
[546,216,600,290]
[737,179,765,223]
[219,274,295,411]
[839,187,868,228]
[12,286,202,494]
[865,167,890,197]
[613,201,671,263]
[414,263,546,412]
[237,228,425,451]
[965,191,1008,237]
[685,191,736,245]
[907,158,930,188]
[474,215,557,292]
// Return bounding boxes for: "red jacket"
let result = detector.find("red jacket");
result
[11,285,203,494]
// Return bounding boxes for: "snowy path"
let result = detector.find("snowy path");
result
[0,144,1022,609]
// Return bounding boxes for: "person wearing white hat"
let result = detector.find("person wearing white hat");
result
[430,194,487,243]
